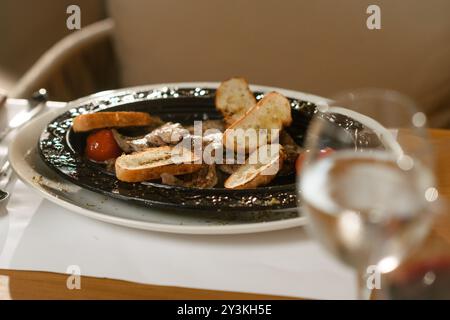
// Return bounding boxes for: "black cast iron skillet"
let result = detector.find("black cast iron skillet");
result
[38,85,368,212]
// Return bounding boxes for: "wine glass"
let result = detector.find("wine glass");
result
[298,89,438,299]
[377,197,449,300]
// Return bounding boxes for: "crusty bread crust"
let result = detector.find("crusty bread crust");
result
[73,112,155,132]
[115,146,202,182]
[224,145,285,189]
[225,171,276,190]
[215,77,257,127]
[223,92,292,153]
[116,162,202,183]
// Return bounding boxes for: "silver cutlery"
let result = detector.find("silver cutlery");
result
[0,89,50,207]
[0,89,48,144]
[0,161,13,203]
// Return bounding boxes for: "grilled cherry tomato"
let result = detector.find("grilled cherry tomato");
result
[85,129,122,162]
[295,147,335,174]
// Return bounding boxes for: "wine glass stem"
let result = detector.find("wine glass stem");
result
[357,266,372,300]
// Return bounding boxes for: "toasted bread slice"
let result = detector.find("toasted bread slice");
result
[73,111,155,132]
[115,146,202,182]
[224,144,284,189]
[215,78,257,126]
[223,92,292,153]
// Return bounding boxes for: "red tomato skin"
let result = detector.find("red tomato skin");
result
[85,129,122,162]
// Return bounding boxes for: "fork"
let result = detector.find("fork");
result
[0,89,48,207]
[0,89,7,203]
[0,161,13,204]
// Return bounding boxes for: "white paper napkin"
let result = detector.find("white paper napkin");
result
[0,101,34,257]
[1,195,356,299]
[0,181,42,266]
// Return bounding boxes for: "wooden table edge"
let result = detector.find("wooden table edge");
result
[0,268,298,300]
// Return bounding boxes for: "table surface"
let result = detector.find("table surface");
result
[0,129,449,300]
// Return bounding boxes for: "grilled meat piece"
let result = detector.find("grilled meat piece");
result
[278,131,303,176]
[217,164,241,175]
[160,164,218,188]
[145,122,190,146]
[111,129,148,153]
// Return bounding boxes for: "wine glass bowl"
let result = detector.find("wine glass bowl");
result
[298,89,438,298]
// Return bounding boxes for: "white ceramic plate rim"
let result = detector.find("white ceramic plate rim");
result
[8,82,333,235]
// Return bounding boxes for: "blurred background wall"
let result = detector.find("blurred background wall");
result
[1,0,449,125]
[110,0,448,91]
[0,0,105,90]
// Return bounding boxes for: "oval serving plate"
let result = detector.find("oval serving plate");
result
[38,83,368,212]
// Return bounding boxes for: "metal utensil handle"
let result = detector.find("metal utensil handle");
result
[0,161,12,187]
[0,161,14,203]
[0,89,49,169]
[0,89,48,143]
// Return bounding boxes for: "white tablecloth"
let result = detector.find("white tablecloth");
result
[0,100,356,299]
